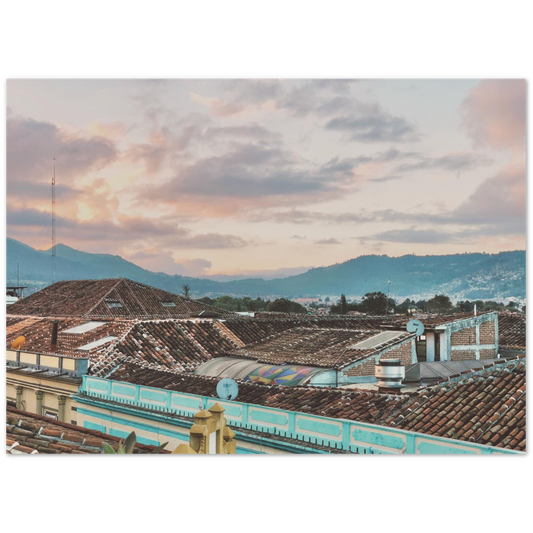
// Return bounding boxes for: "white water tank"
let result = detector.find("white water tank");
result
[375,358,405,392]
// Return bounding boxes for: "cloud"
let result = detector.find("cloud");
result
[360,228,475,245]
[190,93,248,117]
[451,164,525,231]
[126,248,213,276]
[325,105,420,143]
[461,79,526,153]
[6,206,250,250]
[394,152,493,173]
[196,80,420,143]
[373,175,402,183]
[246,209,377,225]
[314,238,341,245]
[357,163,526,245]
[142,144,361,210]
[7,116,118,193]
[187,233,248,249]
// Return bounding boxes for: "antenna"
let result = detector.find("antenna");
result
[216,378,239,401]
[52,158,56,283]
[406,319,425,337]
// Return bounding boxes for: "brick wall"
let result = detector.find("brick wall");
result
[451,326,476,346]
[344,358,377,377]
[451,350,477,361]
[479,348,497,359]
[344,340,413,377]
[479,320,495,344]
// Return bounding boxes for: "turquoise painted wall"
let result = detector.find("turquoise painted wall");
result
[76,375,518,455]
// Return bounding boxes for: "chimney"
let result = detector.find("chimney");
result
[50,320,59,352]
[375,358,405,394]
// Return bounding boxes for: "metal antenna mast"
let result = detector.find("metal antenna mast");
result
[52,158,56,283]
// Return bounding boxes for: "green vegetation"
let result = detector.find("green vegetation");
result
[198,295,307,313]
[330,292,524,316]
[103,431,168,454]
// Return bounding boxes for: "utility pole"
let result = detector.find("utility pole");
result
[385,279,391,315]
[52,158,56,283]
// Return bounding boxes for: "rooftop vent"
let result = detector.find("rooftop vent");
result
[375,358,405,393]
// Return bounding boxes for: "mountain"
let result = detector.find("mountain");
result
[6,238,223,296]
[6,238,525,301]
[261,252,526,300]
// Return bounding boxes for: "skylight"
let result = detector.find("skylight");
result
[349,331,404,350]
[106,301,123,308]
[161,302,177,307]
[62,321,106,335]
[77,336,117,351]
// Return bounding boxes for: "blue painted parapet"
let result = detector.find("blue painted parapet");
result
[77,375,520,455]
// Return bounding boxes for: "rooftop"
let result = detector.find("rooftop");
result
[223,327,414,368]
[7,278,234,319]
[498,312,526,348]
[103,355,526,451]
[6,406,169,454]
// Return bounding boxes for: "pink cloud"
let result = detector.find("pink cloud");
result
[454,163,525,229]
[462,79,526,153]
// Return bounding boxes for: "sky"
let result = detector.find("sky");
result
[6,79,526,278]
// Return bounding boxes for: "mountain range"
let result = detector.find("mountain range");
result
[6,237,525,301]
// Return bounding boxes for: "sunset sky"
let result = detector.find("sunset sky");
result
[6,79,526,278]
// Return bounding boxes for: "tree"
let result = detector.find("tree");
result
[458,300,474,313]
[181,284,191,298]
[426,294,453,314]
[340,294,347,315]
[266,298,306,313]
[360,292,388,315]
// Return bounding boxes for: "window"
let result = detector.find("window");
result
[106,301,123,308]
[161,302,177,307]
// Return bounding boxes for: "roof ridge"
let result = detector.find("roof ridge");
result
[84,278,124,317]
[123,278,151,317]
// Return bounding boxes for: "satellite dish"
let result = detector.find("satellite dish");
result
[217,378,239,401]
[12,336,26,350]
[406,319,424,336]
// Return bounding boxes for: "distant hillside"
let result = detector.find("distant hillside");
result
[262,251,526,300]
[6,238,525,300]
[6,238,222,297]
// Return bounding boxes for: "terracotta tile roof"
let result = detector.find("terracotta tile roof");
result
[5,406,169,454]
[221,316,389,344]
[106,362,413,424]
[7,278,235,319]
[389,312,491,329]
[6,316,27,327]
[224,327,414,368]
[6,315,134,357]
[100,319,239,375]
[6,314,412,377]
[383,356,526,451]
[498,313,526,348]
[104,356,526,451]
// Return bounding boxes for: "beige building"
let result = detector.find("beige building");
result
[6,349,88,424]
